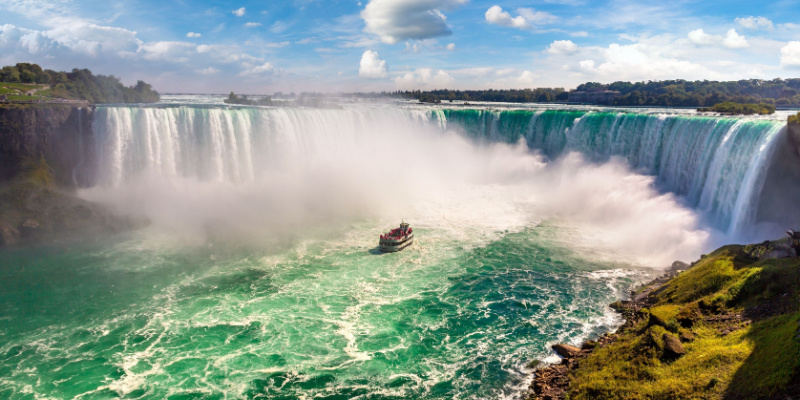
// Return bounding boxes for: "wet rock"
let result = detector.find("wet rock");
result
[529,364,569,400]
[552,344,582,359]
[663,333,686,358]
[0,220,20,246]
[669,260,690,272]
[789,121,800,157]
[18,218,40,238]
[763,249,791,259]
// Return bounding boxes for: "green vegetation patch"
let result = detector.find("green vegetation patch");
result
[697,102,776,115]
[568,246,800,399]
[569,323,750,400]
[1,62,159,103]
[655,246,756,307]
[0,82,41,91]
[789,111,800,125]
[224,92,272,106]
[725,312,800,399]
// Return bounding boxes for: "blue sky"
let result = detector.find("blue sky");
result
[2,0,800,94]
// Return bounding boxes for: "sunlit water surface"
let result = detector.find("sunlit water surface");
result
[0,220,652,399]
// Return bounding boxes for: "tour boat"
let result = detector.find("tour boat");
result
[379,222,414,253]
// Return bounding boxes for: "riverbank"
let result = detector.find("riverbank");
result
[527,243,800,400]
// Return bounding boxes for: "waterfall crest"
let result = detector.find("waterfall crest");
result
[433,109,786,233]
[91,105,787,234]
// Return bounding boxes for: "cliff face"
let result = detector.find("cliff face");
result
[789,120,800,157]
[0,104,148,248]
[756,119,800,228]
[0,104,94,187]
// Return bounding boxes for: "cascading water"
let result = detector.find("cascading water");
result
[431,109,786,234]
[92,106,786,235]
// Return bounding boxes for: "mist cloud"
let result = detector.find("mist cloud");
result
[80,106,714,267]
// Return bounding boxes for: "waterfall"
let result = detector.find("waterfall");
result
[432,109,786,234]
[91,105,787,235]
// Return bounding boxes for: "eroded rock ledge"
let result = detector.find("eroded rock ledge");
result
[526,247,800,400]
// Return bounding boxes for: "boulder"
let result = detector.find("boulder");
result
[18,218,40,238]
[679,331,696,342]
[669,260,690,272]
[663,333,686,359]
[762,249,791,260]
[552,344,582,359]
[0,220,20,246]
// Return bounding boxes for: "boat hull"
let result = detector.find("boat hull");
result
[379,233,414,253]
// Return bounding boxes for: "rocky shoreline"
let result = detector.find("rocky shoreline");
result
[525,246,800,400]
[526,266,687,400]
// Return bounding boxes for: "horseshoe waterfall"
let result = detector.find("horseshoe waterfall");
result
[1,101,795,400]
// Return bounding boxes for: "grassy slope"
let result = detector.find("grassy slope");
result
[569,246,800,400]
[0,83,59,101]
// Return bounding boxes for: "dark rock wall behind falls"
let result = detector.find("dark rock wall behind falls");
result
[0,105,94,187]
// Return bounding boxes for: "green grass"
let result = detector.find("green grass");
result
[789,111,800,125]
[0,82,43,90]
[568,245,800,400]
[655,246,756,308]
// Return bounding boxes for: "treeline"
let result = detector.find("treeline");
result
[382,79,800,107]
[0,63,159,103]
[399,88,568,103]
[577,79,800,107]
[224,92,272,106]
[789,112,800,125]
[698,102,776,115]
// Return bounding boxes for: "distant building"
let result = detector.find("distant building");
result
[568,90,621,105]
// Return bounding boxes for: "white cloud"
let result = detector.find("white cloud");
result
[0,22,144,61]
[578,59,596,70]
[270,21,290,34]
[244,22,262,28]
[359,50,388,78]
[780,41,800,68]
[265,41,290,48]
[485,6,529,29]
[232,7,246,17]
[485,6,556,30]
[570,31,589,37]
[723,29,748,48]
[547,39,579,55]
[361,0,467,44]
[394,68,454,89]
[186,32,201,38]
[138,41,196,62]
[489,69,537,86]
[515,70,537,85]
[446,42,455,50]
[688,28,748,49]
[736,16,774,31]
[560,41,723,83]
[239,62,274,76]
[196,67,219,75]
[688,28,715,46]
[516,8,558,25]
